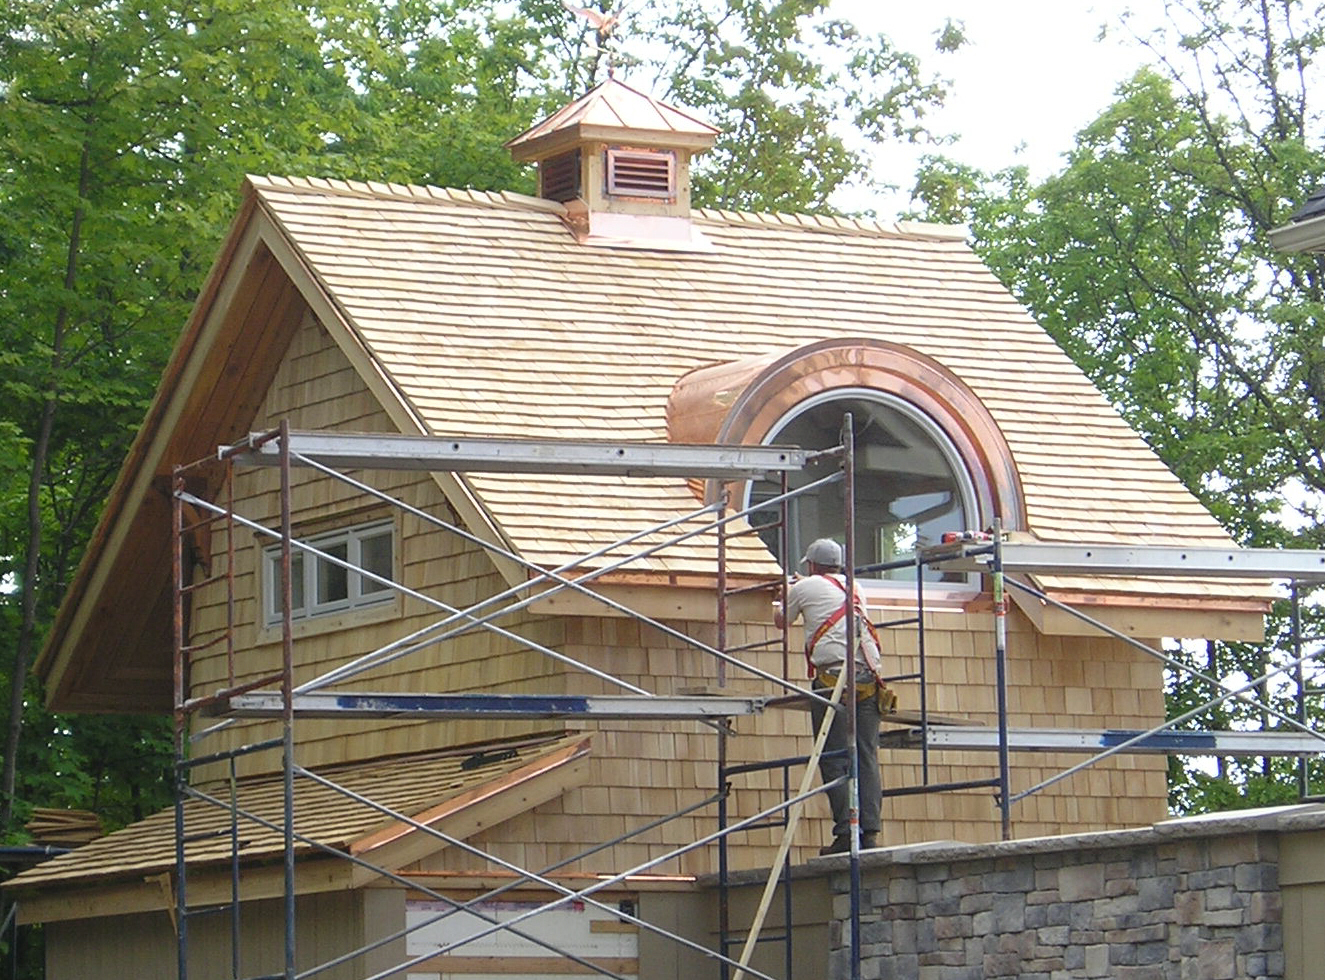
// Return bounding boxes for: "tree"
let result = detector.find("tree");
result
[912,0,1325,812]
[0,0,958,846]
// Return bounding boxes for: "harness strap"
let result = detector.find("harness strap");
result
[801,575,884,683]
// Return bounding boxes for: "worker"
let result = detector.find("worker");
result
[774,538,885,855]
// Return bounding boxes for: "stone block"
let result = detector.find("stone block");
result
[1129,852,1159,878]
[1138,876,1176,911]
[917,881,944,904]
[892,918,917,953]
[915,863,949,883]
[889,876,918,904]
[1248,890,1281,923]
[987,865,1035,893]
[1203,909,1246,928]
[1235,862,1278,893]
[881,953,918,979]
[1069,902,1096,929]
[1174,889,1204,925]
[959,892,993,914]
[1085,942,1110,976]
[916,918,935,951]
[982,951,1026,977]
[1059,864,1106,901]
[971,910,992,937]
[1027,887,1057,906]
[1135,941,1169,965]
[1036,925,1070,946]
[1187,867,1234,890]
[1233,921,1281,954]
[1106,923,1167,945]
[1196,938,1236,979]
[1113,966,1168,980]
[932,916,968,940]
[992,893,1027,932]
[1106,876,1139,897]
[862,919,892,945]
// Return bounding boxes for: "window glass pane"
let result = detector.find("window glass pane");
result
[292,552,305,612]
[316,541,349,605]
[268,550,305,618]
[358,531,393,595]
[750,393,972,583]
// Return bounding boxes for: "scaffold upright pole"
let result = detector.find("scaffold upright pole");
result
[992,520,1011,840]
[841,415,863,980]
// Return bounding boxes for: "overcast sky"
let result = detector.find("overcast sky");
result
[832,1,1150,213]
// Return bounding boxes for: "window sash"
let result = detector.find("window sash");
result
[265,520,395,624]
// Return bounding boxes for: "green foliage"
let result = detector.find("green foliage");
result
[649,1,954,212]
[0,0,953,870]
[911,0,1325,816]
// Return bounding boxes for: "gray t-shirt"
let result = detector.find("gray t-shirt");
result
[785,573,878,669]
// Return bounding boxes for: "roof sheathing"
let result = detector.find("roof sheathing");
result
[250,176,1242,595]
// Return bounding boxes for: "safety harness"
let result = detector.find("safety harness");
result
[802,575,885,683]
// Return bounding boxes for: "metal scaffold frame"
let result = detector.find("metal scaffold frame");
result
[170,422,1325,980]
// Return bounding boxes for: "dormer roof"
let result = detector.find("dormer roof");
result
[506,77,719,162]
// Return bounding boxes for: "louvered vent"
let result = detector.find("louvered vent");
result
[540,150,581,202]
[606,147,676,200]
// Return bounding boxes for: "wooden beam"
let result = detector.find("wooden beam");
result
[1010,584,1266,641]
[350,737,592,878]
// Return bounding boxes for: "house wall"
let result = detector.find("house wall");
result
[45,888,404,980]
[189,310,1165,867]
[416,600,1166,878]
[187,311,564,784]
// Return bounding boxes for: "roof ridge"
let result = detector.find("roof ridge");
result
[243,176,965,237]
[693,205,967,241]
[245,174,565,215]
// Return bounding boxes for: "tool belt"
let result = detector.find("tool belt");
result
[813,666,898,715]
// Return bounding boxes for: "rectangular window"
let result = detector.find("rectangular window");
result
[265,519,395,624]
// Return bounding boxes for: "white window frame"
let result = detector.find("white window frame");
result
[746,387,981,596]
[263,518,396,625]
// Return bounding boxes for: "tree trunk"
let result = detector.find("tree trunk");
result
[0,143,87,831]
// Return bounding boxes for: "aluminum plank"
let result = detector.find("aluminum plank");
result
[216,691,769,720]
[880,725,1325,757]
[231,431,808,479]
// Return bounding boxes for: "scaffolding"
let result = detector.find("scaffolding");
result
[171,422,1325,980]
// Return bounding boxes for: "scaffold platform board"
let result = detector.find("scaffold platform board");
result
[211,691,771,720]
[931,541,1325,581]
[880,725,1325,757]
[232,430,809,479]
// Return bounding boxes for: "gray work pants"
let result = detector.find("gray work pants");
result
[810,673,882,837]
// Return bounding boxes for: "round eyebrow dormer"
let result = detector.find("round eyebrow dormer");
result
[667,337,1027,557]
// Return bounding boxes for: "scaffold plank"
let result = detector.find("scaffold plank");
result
[931,542,1325,582]
[880,725,1325,757]
[231,431,808,479]
[214,691,770,720]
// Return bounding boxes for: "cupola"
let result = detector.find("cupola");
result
[506,77,719,249]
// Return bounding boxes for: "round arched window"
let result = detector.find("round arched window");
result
[747,389,978,582]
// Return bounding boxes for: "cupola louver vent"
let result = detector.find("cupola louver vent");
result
[540,150,581,203]
[606,147,676,200]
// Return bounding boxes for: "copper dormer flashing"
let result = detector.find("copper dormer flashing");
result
[506,78,719,251]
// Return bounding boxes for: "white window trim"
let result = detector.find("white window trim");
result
[747,387,982,598]
[263,518,396,626]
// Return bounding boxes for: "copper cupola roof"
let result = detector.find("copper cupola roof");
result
[506,77,719,162]
[507,78,719,250]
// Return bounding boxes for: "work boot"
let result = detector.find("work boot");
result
[861,833,878,850]
[819,835,851,856]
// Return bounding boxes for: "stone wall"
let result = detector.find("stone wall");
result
[812,805,1325,980]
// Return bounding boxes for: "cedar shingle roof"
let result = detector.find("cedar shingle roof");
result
[6,734,588,895]
[249,175,1249,599]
